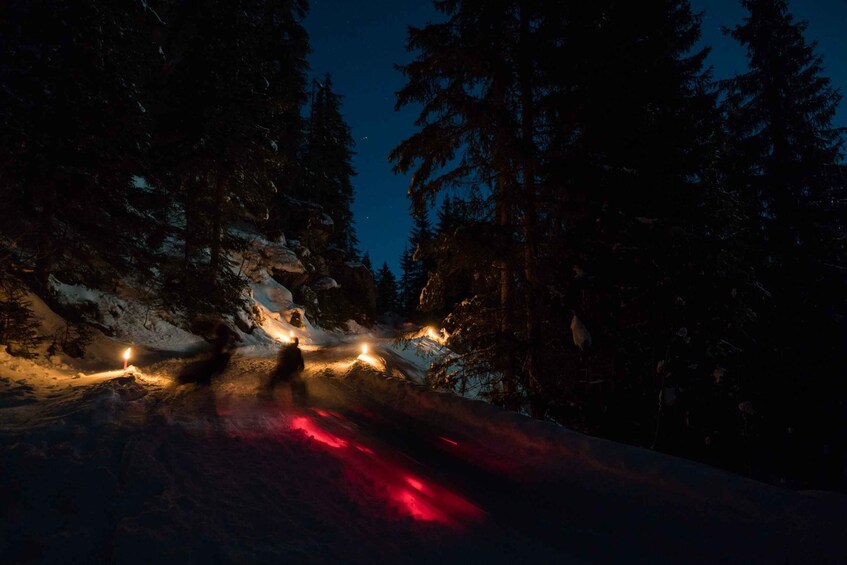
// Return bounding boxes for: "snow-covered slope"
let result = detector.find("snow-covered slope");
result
[1,278,843,563]
[2,331,845,563]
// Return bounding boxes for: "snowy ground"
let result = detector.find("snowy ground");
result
[2,333,846,564]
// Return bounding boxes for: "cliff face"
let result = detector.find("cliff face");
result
[239,197,376,330]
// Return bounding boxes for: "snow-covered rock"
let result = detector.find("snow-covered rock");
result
[312,277,340,291]
[570,313,592,351]
[48,277,205,353]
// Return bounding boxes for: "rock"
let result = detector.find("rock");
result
[234,309,253,334]
[287,307,305,328]
[312,277,340,291]
[271,268,309,291]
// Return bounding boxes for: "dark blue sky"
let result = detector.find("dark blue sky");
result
[305,0,847,275]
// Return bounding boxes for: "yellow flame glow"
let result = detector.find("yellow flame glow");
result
[357,353,384,370]
[362,344,369,355]
[123,347,132,361]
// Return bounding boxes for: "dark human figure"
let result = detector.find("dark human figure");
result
[270,337,306,402]
[177,321,236,385]
[207,321,235,379]
[212,321,232,357]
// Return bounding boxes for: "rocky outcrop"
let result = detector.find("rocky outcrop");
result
[239,197,377,328]
[312,277,340,291]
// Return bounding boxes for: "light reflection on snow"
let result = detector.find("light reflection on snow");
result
[290,416,348,448]
[356,353,385,371]
[288,413,483,526]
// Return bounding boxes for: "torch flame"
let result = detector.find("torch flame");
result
[123,347,131,361]
[362,344,369,355]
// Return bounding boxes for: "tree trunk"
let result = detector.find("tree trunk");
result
[490,41,518,410]
[208,171,224,288]
[497,185,517,408]
[182,178,193,283]
[35,182,56,289]
[518,3,544,418]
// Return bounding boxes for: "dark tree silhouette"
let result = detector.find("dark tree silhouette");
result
[722,0,847,488]
[300,74,360,256]
[375,263,400,314]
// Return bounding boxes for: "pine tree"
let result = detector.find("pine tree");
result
[361,253,373,273]
[398,246,416,314]
[398,210,433,316]
[722,0,847,486]
[536,0,727,430]
[392,1,551,410]
[394,0,739,423]
[152,0,310,315]
[436,198,453,235]
[436,196,467,236]
[724,0,844,261]
[300,74,360,256]
[375,263,399,314]
[0,0,158,289]
[0,272,42,357]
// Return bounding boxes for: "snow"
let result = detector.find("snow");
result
[385,328,486,399]
[130,174,153,192]
[250,272,294,313]
[231,226,305,276]
[387,333,445,383]
[228,232,344,351]
[312,276,340,291]
[2,335,845,563]
[570,313,592,350]
[49,277,205,353]
[345,320,370,334]
[3,254,845,561]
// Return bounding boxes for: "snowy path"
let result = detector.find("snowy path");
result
[2,339,846,563]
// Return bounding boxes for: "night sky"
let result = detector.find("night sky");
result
[305,0,847,275]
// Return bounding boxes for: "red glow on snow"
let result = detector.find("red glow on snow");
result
[389,487,446,522]
[354,444,375,455]
[291,417,348,448]
[405,475,428,493]
[288,413,483,526]
[438,436,459,446]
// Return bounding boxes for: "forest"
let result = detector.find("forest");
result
[2,0,846,494]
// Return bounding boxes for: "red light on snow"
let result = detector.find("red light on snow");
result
[390,487,445,523]
[438,436,458,446]
[354,444,375,455]
[287,417,483,526]
[291,417,348,448]
[405,475,428,493]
